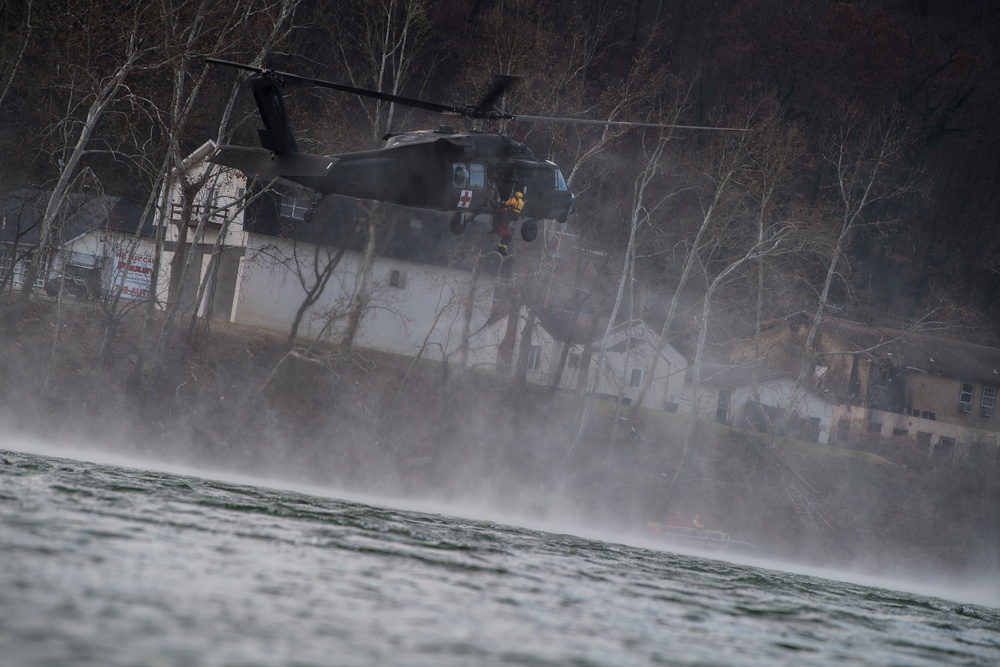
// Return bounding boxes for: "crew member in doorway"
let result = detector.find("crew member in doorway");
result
[493,191,524,255]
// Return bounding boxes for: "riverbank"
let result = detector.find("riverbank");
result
[1,296,996,578]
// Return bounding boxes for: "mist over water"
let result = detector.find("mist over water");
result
[3,432,999,666]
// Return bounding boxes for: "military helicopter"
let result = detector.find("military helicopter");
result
[205,58,744,244]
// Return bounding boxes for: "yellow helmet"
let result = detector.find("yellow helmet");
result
[515,192,523,199]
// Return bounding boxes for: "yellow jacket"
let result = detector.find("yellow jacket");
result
[504,194,524,215]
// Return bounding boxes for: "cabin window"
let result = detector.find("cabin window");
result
[629,368,645,388]
[469,163,485,189]
[279,195,309,220]
[527,345,541,371]
[451,164,468,188]
[389,269,406,289]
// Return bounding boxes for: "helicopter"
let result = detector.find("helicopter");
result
[204,58,745,245]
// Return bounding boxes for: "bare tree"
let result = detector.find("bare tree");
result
[0,0,32,109]
[136,0,303,388]
[325,0,437,142]
[315,0,437,351]
[769,103,919,439]
[285,239,347,350]
[5,3,154,332]
[625,127,747,422]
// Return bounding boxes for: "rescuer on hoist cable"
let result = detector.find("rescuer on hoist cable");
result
[492,191,524,255]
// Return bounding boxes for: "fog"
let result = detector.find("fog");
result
[5,425,997,611]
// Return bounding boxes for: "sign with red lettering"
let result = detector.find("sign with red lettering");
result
[111,249,154,300]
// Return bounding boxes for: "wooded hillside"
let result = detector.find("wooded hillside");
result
[2,0,998,342]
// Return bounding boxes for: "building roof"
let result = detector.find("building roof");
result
[534,307,610,345]
[693,362,791,387]
[819,319,1000,386]
[0,188,147,245]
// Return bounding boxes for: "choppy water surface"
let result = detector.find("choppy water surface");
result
[2,447,998,666]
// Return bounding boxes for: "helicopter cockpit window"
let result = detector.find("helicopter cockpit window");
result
[469,163,485,189]
[452,164,468,188]
[554,169,568,192]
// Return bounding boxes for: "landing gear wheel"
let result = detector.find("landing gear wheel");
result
[449,212,468,235]
[520,219,538,242]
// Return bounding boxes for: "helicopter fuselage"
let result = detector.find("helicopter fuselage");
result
[206,66,573,227]
[212,126,573,222]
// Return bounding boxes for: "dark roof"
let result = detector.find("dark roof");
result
[0,188,147,245]
[819,319,1000,386]
[692,362,791,387]
[534,307,610,344]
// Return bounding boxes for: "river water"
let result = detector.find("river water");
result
[2,440,998,667]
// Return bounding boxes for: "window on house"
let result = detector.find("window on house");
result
[716,390,731,424]
[527,345,541,371]
[982,386,996,418]
[891,428,909,437]
[568,353,580,369]
[629,368,645,388]
[279,195,309,220]
[389,269,406,289]
[836,419,851,443]
[959,381,975,411]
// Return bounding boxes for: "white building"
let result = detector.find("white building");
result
[687,363,840,444]
[0,187,156,299]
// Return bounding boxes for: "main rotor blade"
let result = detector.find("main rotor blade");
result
[205,59,749,131]
[512,114,750,132]
[474,75,519,117]
[205,58,459,115]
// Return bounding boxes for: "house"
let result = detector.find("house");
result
[593,320,687,409]
[730,315,1000,460]
[685,363,840,444]
[509,310,687,410]
[0,188,153,298]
